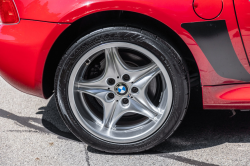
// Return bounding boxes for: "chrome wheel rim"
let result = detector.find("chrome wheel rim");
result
[68,42,173,143]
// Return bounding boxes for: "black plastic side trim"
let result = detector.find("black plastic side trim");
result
[182,20,250,82]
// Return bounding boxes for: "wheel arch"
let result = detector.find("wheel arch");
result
[42,10,200,98]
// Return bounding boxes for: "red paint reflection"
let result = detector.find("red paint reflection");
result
[220,87,250,100]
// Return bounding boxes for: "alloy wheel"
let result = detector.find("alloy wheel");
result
[68,42,173,143]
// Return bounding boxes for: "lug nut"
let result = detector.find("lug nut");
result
[108,93,115,99]
[131,87,139,93]
[122,74,130,81]
[122,98,129,105]
[107,78,115,85]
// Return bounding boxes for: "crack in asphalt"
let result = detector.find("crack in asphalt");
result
[153,152,219,166]
[5,130,40,133]
[85,145,91,166]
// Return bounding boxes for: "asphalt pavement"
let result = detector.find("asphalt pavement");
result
[1,76,250,166]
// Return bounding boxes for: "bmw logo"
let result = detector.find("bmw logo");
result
[118,86,126,94]
[115,83,128,95]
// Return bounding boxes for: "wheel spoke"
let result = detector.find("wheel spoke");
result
[105,98,158,129]
[132,93,160,115]
[76,81,111,101]
[75,47,125,90]
[77,81,119,129]
[103,100,122,128]
[76,78,108,90]
[105,48,160,84]
[128,63,161,114]
[102,100,117,128]
[104,48,120,78]
[132,65,161,90]
[127,63,159,83]
[112,47,131,76]
[129,99,158,120]
[105,47,130,77]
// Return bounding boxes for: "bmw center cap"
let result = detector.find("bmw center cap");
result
[118,86,126,94]
[115,83,128,95]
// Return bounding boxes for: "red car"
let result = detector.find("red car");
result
[0,0,249,153]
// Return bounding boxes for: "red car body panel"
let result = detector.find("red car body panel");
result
[0,20,69,97]
[0,0,250,109]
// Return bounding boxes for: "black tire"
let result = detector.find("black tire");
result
[54,27,189,153]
